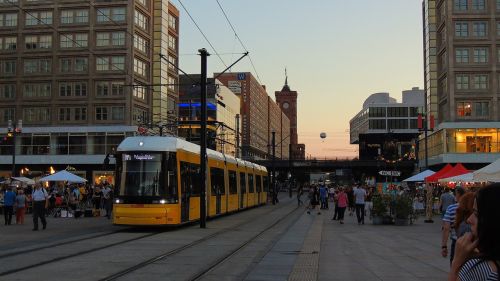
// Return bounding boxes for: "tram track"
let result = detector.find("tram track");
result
[0,230,164,277]
[99,200,297,281]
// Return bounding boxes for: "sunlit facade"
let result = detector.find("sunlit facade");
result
[420,0,500,168]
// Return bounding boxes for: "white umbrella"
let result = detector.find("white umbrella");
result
[402,170,435,182]
[11,177,35,185]
[38,170,87,183]
[473,158,500,182]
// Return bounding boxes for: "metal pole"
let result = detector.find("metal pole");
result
[235,114,240,158]
[11,124,16,177]
[272,130,276,205]
[199,48,209,228]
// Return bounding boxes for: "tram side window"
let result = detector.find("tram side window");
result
[248,174,254,193]
[256,175,262,192]
[239,172,246,194]
[228,170,237,194]
[165,152,178,201]
[210,167,225,196]
[263,176,269,192]
[180,161,201,196]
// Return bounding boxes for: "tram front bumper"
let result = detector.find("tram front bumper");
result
[113,204,170,225]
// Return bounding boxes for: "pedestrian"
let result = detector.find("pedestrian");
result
[334,187,348,224]
[15,189,26,224]
[319,183,328,210]
[3,186,16,225]
[102,184,113,219]
[307,186,320,215]
[32,183,48,231]
[454,192,474,239]
[440,187,455,217]
[441,186,466,264]
[354,185,367,225]
[332,188,339,220]
[297,186,303,206]
[448,183,500,281]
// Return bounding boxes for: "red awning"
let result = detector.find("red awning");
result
[436,163,469,181]
[425,163,453,183]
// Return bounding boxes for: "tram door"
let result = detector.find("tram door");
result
[211,168,224,215]
[180,162,192,222]
[256,175,262,205]
[239,172,246,209]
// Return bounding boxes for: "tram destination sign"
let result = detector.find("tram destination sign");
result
[123,153,157,161]
[378,170,401,177]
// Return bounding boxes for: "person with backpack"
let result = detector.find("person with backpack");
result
[32,183,48,231]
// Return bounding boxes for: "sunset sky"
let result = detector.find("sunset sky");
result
[176,0,424,159]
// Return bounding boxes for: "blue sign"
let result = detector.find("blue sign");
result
[237,73,246,80]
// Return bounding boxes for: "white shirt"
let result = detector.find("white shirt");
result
[354,188,366,204]
[32,188,48,201]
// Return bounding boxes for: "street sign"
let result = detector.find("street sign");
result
[379,170,401,177]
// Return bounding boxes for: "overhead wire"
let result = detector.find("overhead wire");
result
[175,0,228,68]
[215,0,262,84]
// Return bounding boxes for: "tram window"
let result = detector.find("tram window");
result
[239,172,246,194]
[180,161,201,196]
[165,153,177,201]
[210,167,225,196]
[228,170,237,194]
[263,176,269,192]
[248,174,254,193]
[256,175,262,192]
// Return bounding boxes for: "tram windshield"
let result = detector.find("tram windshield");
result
[118,152,177,202]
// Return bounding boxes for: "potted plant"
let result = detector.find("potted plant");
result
[371,194,387,225]
[394,195,413,226]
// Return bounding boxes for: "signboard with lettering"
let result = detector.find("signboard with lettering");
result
[237,73,246,80]
[227,81,242,94]
[123,153,158,161]
[378,170,401,177]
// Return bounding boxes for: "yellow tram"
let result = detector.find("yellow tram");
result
[113,136,268,225]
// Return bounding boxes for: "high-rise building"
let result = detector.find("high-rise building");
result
[275,77,305,160]
[0,0,179,182]
[216,72,290,160]
[421,0,500,168]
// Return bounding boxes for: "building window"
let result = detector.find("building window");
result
[23,107,50,123]
[59,81,87,97]
[59,107,87,122]
[387,107,408,117]
[473,102,489,117]
[133,58,147,76]
[498,0,500,10]
[133,34,147,53]
[96,81,125,96]
[23,59,51,74]
[456,74,470,90]
[59,57,88,73]
[368,119,386,129]
[473,48,488,63]
[454,0,468,11]
[455,22,468,37]
[96,31,125,47]
[25,11,52,26]
[457,102,472,116]
[137,0,148,8]
[96,7,126,23]
[96,56,125,71]
[455,48,469,63]
[95,107,108,120]
[134,9,148,30]
[0,108,15,123]
[133,85,146,100]
[388,119,408,130]
[60,9,88,24]
[111,107,124,120]
[0,36,17,51]
[0,84,15,99]
[60,33,88,48]
[168,34,176,50]
[0,13,17,27]
[23,83,51,98]
[59,107,71,121]
[133,107,148,123]
[472,22,487,37]
[168,14,177,30]
[473,75,488,89]
[25,34,52,50]
[472,0,486,10]
[368,107,386,117]
[0,60,16,75]
[74,107,87,121]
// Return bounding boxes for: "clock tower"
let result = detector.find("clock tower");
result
[275,73,305,160]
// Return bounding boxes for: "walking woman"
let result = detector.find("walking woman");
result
[334,187,348,224]
[448,184,500,280]
[15,189,27,224]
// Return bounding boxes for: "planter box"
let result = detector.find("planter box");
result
[372,216,383,225]
[395,218,409,226]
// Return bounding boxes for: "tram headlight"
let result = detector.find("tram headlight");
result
[115,198,122,204]
[159,199,166,204]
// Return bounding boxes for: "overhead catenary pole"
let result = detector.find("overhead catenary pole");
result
[199,48,209,229]
[271,130,276,205]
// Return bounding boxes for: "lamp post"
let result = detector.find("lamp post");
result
[271,130,276,205]
[8,119,22,178]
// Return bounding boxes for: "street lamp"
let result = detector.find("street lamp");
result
[271,130,276,204]
[8,119,22,177]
